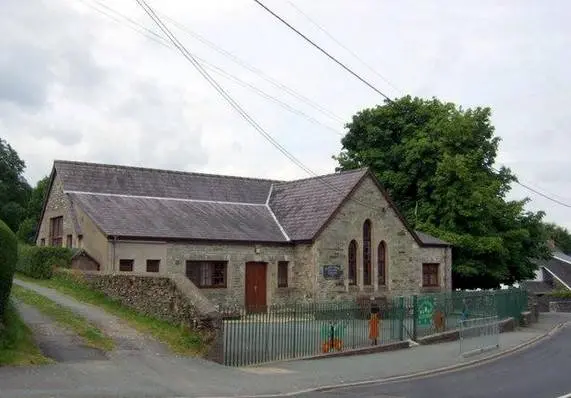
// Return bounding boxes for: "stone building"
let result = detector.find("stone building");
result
[36,160,452,309]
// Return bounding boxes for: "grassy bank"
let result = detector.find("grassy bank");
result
[11,285,114,352]
[16,273,204,356]
[0,301,51,366]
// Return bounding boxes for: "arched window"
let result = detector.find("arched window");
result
[378,241,387,286]
[348,240,357,285]
[363,220,372,285]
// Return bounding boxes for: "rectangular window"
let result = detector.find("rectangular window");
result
[40,238,45,247]
[422,263,439,287]
[49,216,63,246]
[146,259,160,273]
[66,234,73,248]
[277,261,288,288]
[186,261,227,288]
[119,259,134,272]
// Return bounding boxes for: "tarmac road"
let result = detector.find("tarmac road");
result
[300,323,571,398]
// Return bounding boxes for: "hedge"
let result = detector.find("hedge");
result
[549,290,571,299]
[0,220,18,321]
[16,245,76,280]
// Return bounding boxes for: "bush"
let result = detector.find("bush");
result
[549,290,571,299]
[16,245,76,280]
[0,220,18,320]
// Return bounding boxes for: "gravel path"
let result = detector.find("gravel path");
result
[14,300,107,363]
[14,279,170,358]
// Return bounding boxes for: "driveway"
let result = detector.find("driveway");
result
[14,280,169,358]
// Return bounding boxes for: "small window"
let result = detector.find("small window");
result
[119,259,134,272]
[146,259,160,273]
[422,263,439,287]
[348,240,357,285]
[186,261,227,288]
[40,238,45,247]
[277,261,288,288]
[378,241,387,286]
[66,234,73,248]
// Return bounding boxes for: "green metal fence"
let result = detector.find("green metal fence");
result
[220,288,528,366]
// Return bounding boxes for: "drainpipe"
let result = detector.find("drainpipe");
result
[111,236,117,273]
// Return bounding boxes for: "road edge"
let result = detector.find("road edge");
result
[228,320,569,398]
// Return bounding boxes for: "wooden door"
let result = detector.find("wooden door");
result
[245,262,267,312]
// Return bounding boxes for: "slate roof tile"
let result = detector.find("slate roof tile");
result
[68,193,287,242]
[268,169,368,241]
[55,160,274,204]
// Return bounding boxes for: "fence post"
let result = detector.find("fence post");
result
[398,296,404,341]
[412,295,418,341]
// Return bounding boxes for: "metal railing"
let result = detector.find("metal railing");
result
[220,288,527,366]
[459,316,500,357]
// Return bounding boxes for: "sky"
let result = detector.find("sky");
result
[1,0,571,228]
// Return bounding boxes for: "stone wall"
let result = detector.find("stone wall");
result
[36,172,110,268]
[548,298,571,312]
[82,273,200,324]
[36,174,76,246]
[311,176,452,301]
[166,242,297,308]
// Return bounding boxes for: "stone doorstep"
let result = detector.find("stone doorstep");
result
[301,340,411,360]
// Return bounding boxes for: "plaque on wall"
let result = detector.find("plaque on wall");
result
[322,264,343,280]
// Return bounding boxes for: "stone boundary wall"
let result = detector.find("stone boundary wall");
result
[549,298,571,313]
[78,271,224,363]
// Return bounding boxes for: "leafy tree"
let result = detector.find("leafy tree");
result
[543,222,571,254]
[335,96,551,289]
[0,138,31,232]
[17,176,49,244]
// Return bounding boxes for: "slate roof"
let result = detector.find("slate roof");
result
[68,193,288,242]
[55,160,274,204]
[268,169,368,241]
[48,160,451,246]
[543,253,571,289]
[520,281,554,294]
[414,231,451,246]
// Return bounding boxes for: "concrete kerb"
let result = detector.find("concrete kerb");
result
[205,320,569,398]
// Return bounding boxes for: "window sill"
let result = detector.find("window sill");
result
[421,286,441,293]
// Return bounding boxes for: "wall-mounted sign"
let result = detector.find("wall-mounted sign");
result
[322,264,343,280]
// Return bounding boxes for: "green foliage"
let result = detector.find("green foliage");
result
[17,176,50,244]
[549,290,571,299]
[16,245,75,280]
[0,220,18,320]
[543,222,571,254]
[335,96,551,289]
[0,139,31,233]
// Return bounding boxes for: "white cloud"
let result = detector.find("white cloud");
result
[2,0,571,229]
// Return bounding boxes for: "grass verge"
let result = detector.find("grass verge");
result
[11,285,115,352]
[0,301,52,366]
[16,273,204,356]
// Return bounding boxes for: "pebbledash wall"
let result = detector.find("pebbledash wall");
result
[38,172,452,309]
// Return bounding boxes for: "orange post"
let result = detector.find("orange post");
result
[369,312,380,345]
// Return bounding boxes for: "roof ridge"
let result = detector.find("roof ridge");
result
[54,159,282,184]
[278,167,369,185]
[65,190,268,206]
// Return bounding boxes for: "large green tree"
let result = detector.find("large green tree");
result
[17,176,49,244]
[0,139,31,232]
[543,222,571,254]
[335,96,551,289]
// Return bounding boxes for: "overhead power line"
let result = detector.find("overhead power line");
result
[134,0,382,211]
[79,0,342,135]
[85,0,343,124]
[492,166,571,208]
[252,0,392,102]
[284,0,402,95]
